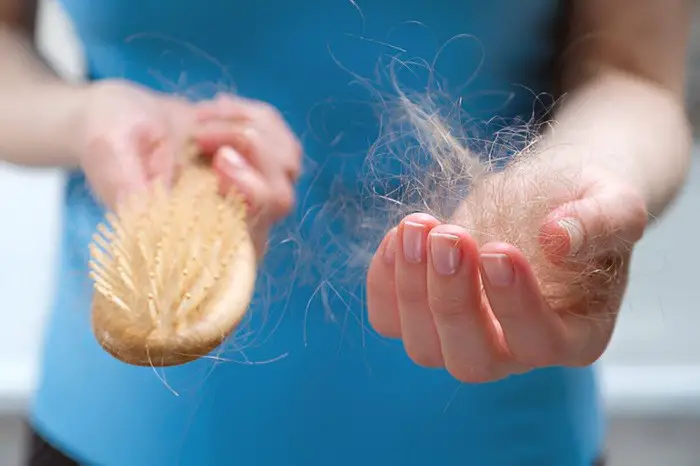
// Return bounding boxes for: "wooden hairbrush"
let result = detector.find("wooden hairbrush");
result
[88,145,257,367]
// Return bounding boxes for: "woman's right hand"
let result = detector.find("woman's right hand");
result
[74,80,301,255]
[75,80,194,210]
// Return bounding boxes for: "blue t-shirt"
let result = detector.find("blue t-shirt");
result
[31,1,604,465]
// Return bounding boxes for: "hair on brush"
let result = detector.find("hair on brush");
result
[88,144,258,367]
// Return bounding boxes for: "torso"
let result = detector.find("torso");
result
[32,1,604,465]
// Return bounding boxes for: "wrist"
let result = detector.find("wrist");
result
[43,82,93,167]
[540,72,692,219]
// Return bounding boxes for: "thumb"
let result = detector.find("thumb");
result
[539,187,648,262]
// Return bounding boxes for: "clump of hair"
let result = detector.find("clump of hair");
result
[345,81,624,321]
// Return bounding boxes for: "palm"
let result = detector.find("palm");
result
[367,158,645,382]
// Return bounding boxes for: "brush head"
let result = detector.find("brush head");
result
[88,157,257,367]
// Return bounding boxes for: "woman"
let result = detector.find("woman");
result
[0,0,692,465]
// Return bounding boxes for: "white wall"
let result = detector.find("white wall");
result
[0,0,83,414]
[599,154,700,415]
[1,0,699,417]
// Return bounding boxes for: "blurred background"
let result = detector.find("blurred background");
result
[1,1,700,464]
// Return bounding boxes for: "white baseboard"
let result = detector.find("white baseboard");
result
[1,362,699,418]
[0,363,34,417]
[599,365,700,417]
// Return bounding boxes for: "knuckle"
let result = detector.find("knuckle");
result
[428,292,465,317]
[396,282,427,305]
[214,92,237,107]
[292,138,303,158]
[620,191,648,240]
[236,99,280,123]
[286,163,302,182]
[271,184,296,217]
[256,101,281,120]
[241,126,262,149]
[596,185,648,245]
[289,139,303,165]
[280,138,303,181]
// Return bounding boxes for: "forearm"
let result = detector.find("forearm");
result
[542,68,692,219]
[536,0,692,220]
[0,25,87,167]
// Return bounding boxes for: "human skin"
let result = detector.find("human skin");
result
[0,1,301,254]
[366,0,693,383]
[0,0,692,384]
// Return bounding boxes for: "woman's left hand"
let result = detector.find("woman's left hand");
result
[191,93,302,256]
[366,159,648,383]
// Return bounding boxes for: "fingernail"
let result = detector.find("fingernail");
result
[430,232,462,276]
[557,217,584,256]
[218,146,247,174]
[481,253,514,287]
[402,221,426,264]
[382,229,397,266]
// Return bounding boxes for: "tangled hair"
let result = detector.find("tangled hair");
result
[322,59,626,324]
[112,30,623,329]
[72,32,627,376]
